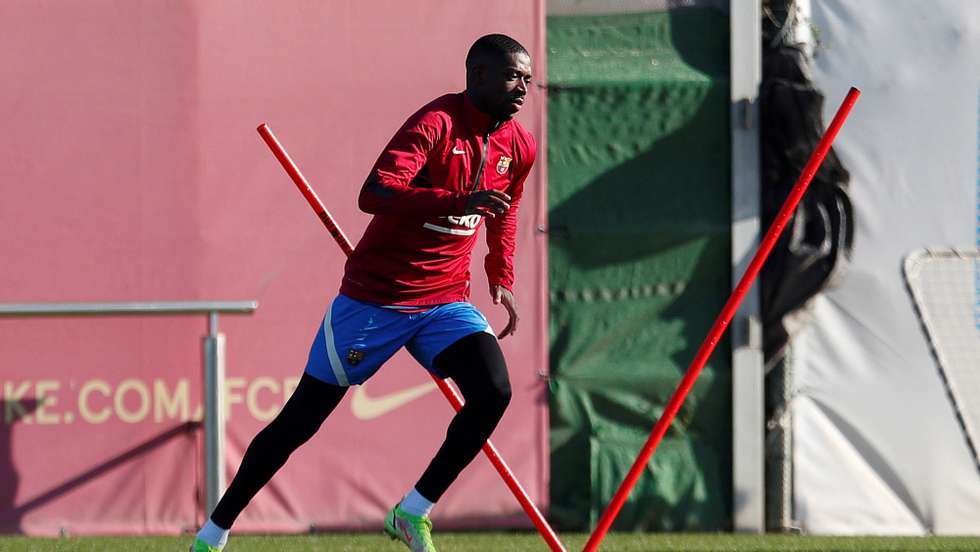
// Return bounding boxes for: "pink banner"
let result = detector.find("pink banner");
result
[0,0,547,535]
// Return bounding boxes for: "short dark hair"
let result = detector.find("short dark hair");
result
[465,34,529,69]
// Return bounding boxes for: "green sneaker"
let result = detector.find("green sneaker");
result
[189,538,222,552]
[384,504,437,552]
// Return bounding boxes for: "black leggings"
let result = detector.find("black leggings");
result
[210,372,347,528]
[416,331,511,501]
[210,330,510,529]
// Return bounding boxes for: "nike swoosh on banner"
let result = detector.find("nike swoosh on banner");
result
[351,381,439,420]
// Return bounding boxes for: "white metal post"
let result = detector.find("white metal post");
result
[204,312,227,516]
[730,0,765,533]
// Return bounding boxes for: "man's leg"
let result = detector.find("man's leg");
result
[384,331,509,552]
[193,373,347,550]
[414,330,511,505]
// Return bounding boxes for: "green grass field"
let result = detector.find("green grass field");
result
[1,533,979,552]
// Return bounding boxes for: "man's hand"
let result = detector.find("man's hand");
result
[465,190,511,218]
[492,285,518,339]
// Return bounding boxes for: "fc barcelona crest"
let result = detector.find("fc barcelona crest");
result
[346,349,364,366]
[496,156,512,175]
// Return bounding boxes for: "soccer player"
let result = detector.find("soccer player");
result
[191,33,536,552]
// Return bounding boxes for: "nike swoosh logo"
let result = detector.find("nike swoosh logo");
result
[452,147,466,154]
[351,380,439,420]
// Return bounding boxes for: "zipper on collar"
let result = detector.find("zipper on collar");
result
[470,120,501,192]
[470,131,491,192]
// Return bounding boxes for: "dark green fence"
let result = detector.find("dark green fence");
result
[547,7,733,531]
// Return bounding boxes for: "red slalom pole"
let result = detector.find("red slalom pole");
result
[583,87,861,552]
[257,125,354,257]
[257,123,567,552]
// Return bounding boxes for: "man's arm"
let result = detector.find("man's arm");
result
[358,111,470,217]
[485,141,536,338]
[485,141,536,292]
[484,181,523,292]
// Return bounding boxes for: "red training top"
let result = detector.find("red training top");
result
[340,92,537,306]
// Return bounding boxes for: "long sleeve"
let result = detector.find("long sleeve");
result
[485,141,536,291]
[358,110,469,217]
[342,93,538,307]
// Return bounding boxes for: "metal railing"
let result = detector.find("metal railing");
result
[0,300,259,516]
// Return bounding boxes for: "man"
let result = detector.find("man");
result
[191,33,535,552]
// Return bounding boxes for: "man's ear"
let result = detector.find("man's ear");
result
[470,63,485,85]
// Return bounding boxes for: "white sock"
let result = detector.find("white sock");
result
[399,488,435,517]
[196,518,230,548]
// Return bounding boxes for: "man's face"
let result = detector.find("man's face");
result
[475,51,533,121]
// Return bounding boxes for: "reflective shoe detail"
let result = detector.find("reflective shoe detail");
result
[384,504,437,552]
[190,538,223,552]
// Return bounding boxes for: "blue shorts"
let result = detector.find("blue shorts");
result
[304,294,495,386]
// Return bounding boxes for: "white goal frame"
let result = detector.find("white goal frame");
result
[903,247,980,468]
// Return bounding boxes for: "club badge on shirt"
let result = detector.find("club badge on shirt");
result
[496,156,512,175]
[347,349,365,366]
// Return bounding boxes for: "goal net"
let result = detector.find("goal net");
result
[903,248,980,464]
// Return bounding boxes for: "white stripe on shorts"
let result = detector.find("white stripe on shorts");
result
[323,303,349,386]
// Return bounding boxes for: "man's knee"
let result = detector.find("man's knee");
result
[435,331,511,415]
[489,373,512,412]
[475,349,511,422]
